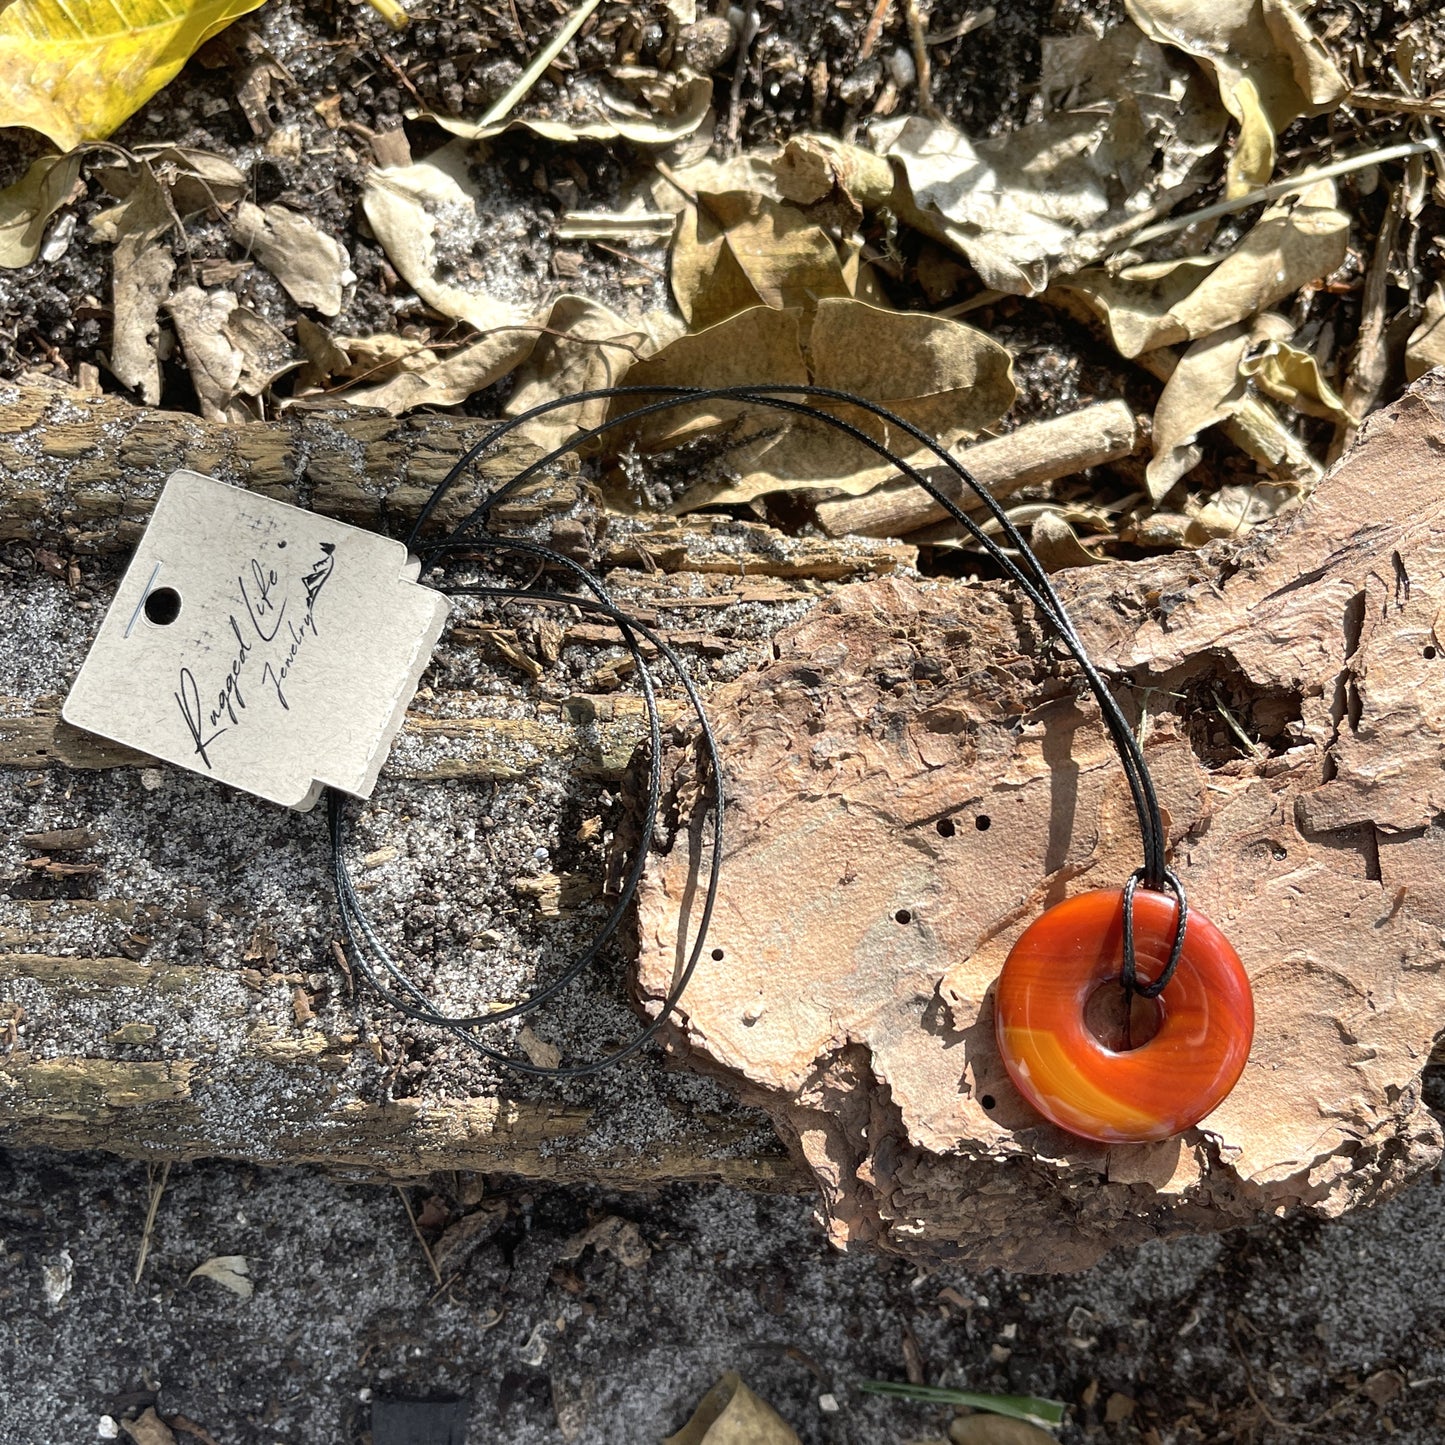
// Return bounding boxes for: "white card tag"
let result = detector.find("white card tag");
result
[63,470,451,811]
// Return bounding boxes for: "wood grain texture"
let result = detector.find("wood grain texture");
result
[2,379,918,1194]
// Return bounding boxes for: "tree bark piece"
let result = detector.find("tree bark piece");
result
[814,400,1140,537]
[636,374,1445,1270]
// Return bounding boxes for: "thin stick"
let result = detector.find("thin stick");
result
[1348,90,1445,117]
[396,1186,444,1287]
[1336,183,1402,458]
[902,0,934,115]
[1118,137,1440,250]
[135,1160,171,1285]
[727,7,761,150]
[928,7,994,45]
[860,0,893,60]
[480,0,601,128]
[588,241,669,277]
[814,400,1139,538]
[1212,688,1264,759]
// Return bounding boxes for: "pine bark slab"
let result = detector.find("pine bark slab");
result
[637,376,1445,1270]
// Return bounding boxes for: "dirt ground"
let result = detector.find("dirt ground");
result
[1,1144,1443,1444]
[6,0,1445,1441]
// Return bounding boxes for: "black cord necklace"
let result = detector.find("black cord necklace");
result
[331,385,1253,1141]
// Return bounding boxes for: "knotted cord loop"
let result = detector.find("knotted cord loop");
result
[1121,866,1189,1000]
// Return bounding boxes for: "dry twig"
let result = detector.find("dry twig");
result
[396,1186,444,1288]
[134,1160,171,1285]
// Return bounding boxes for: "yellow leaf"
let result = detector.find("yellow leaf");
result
[665,1373,800,1445]
[0,0,269,151]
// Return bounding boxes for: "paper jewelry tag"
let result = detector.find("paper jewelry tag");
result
[63,470,451,812]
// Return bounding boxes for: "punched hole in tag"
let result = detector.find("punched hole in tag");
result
[143,587,182,626]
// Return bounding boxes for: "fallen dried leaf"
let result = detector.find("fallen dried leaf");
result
[0,152,83,270]
[665,1372,800,1445]
[1029,509,1108,570]
[1126,0,1346,196]
[168,1416,222,1445]
[0,0,267,150]
[166,286,245,422]
[296,321,437,389]
[504,294,649,450]
[1239,333,1355,425]
[1061,181,1349,356]
[430,67,713,147]
[434,1200,509,1272]
[517,1023,563,1070]
[1148,319,1268,497]
[187,1254,253,1299]
[106,169,176,406]
[1406,281,1445,382]
[876,22,1225,293]
[614,300,1014,507]
[1103,1391,1136,1423]
[232,201,353,316]
[121,1408,176,1445]
[774,133,896,226]
[1185,480,1297,537]
[362,142,533,334]
[341,329,537,412]
[227,305,300,399]
[343,293,639,415]
[949,1418,1056,1445]
[96,148,247,218]
[671,187,851,331]
[561,1215,652,1269]
[1361,1368,1405,1407]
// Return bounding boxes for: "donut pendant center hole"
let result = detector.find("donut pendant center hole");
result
[1083,983,1163,1053]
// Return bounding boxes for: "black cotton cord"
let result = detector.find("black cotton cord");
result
[407,385,1172,892]
[332,384,1188,1078]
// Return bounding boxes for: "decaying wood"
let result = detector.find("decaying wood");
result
[0,377,915,577]
[813,400,1140,538]
[636,375,1445,1270]
[3,379,916,1194]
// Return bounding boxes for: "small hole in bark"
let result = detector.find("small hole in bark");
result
[895,909,912,925]
[710,948,724,961]
[980,1094,996,1110]
[1426,646,1438,660]
[1084,983,1163,1052]
[144,587,182,626]
[975,815,991,831]
[936,818,956,837]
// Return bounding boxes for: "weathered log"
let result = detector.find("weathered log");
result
[0,379,921,1192]
[636,375,1445,1270]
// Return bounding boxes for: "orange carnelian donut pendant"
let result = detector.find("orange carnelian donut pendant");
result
[994,888,1253,1144]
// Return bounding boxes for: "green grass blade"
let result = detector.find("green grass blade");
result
[856,1379,1067,1428]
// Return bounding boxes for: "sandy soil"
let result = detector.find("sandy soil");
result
[1,1145,1443,1444]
